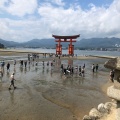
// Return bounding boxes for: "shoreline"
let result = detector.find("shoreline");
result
[0,49,117,59]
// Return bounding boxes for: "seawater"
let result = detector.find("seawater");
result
[12,48,120,57]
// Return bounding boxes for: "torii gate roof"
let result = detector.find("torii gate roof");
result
[52,34,80,39]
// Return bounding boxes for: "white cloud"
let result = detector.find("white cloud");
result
[0,18,53,42]
[0,0,120,42]
[0,0,38,17]
[38,0,120,39]
[0,0,8,11]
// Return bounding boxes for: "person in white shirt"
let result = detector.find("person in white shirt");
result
[9,73,16,90]
[92,64,95,73]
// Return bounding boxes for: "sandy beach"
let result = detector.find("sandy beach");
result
[0,52,113,120]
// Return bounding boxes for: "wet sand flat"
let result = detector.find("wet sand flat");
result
[0,55,113,120]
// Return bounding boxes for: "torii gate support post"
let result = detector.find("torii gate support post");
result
[68,38,74,55]
[56,39,62,55]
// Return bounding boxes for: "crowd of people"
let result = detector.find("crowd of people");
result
[60,64,86,77]
[0,58,56,89]
[0,56,115,90]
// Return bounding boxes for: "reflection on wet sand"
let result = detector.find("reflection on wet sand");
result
[0,57,111,120]
[20,67,23,72]
[9,89,15,104]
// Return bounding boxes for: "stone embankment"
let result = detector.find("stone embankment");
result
[82,57,120,120]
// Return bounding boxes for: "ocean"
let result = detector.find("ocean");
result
[14,48,120,57]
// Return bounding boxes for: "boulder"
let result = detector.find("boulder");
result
[114,82,120,89]
[116,108,120,120]
[98,103,108,113]
[107,86,120,102]
[104,57,117,69]
[104,102,113,112]
[82,115,92,120]
[111,99,117,104]
[89,108,101,119]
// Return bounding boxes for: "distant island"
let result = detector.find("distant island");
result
[1,37,120,51]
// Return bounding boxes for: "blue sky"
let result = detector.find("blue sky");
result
[0,0,120,42]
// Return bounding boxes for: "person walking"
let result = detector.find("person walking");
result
[109,70,114,82]
[24,61,27,68]
[9,73,16,90]
[35,61,38,66]
[81,66,85,77]
[96,64,99,72]
[20,60,23,67]
[14,60,16,66]
[92,64,95,73]
[7,62,10,72]
[0,69,3,81]
[1,60,5,69]
[79,66,81,72]
[75,65,78,74]
[79,66,82,76]
[83,63,85,69]
[71,67,74,74]
[47,61,49,66]
[42,61,44,66]
[61,64,64,72]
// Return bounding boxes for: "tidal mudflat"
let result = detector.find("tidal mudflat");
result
[0,56,112,120]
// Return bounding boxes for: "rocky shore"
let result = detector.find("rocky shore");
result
[82,57,120,120]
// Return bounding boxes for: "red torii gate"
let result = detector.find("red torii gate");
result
[52,34,80,55]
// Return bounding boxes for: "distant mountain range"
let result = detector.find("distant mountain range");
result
[0,37,120,48]
[0,42,4,48]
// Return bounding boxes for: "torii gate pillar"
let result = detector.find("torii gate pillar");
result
[56,39,62,55]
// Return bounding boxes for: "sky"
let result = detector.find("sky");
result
[0,0,120,42]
